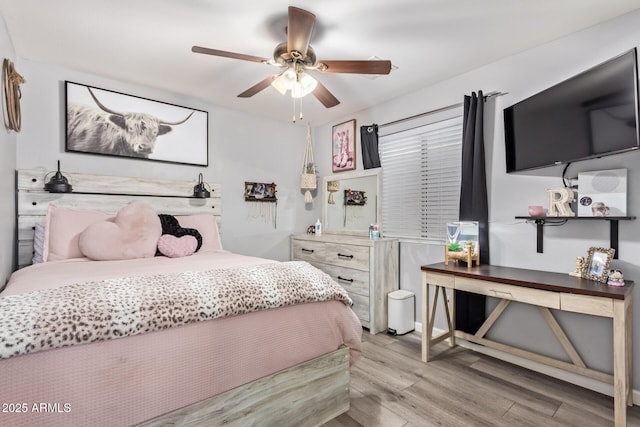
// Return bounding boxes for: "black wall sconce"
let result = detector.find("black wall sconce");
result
[193,173,210,198]
[44,160,73,193]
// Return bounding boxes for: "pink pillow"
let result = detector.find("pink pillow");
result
[78,202,162,261]
[43,205,112,262]
[175,214,223,251]
[157,234,198,258]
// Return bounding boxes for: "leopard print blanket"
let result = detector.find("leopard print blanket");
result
[0,261,352,359]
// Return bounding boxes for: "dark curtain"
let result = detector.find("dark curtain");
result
[360,124,381,169]
[456,90,490,333]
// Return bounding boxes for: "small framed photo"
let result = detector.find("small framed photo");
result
[344,189,367,206]
[332,119,356,173]
[244,181,277,202]
[582,246,615,283]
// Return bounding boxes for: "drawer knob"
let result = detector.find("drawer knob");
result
[301,248,314,253]
[337,276,354,283]
[337,253,354,259]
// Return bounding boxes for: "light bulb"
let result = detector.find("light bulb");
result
[271,68,297,95]
[291,72,318,98]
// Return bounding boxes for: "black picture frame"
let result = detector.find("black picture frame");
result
[65,81,208,166]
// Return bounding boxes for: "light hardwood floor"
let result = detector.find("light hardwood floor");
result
[324,331,640,427]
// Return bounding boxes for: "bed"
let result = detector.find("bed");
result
[0,169,362,427]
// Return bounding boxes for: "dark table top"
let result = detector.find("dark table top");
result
[421,263,633,300]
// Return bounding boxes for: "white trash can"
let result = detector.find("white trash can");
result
[387,290,415,335]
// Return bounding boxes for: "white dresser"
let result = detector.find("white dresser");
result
[290,233,399,334]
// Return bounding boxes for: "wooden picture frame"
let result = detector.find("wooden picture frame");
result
[582,246,615,283]
[332,119,356,172]
[244,181,277,202]
[65,81,208,166]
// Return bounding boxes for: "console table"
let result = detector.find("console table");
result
[420,263,633,427]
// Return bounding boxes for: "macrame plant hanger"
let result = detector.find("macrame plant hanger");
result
[300,123,317,204]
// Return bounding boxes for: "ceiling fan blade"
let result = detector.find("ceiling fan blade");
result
[192,46,269,64]
[287,6,315,57]
[237,75,279,98]
[317,60,392,75]
[313,81,340,108]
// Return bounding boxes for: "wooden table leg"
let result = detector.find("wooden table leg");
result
[613,297,632,427]
[627,296,633,406]
[445,287,455,348]
[422,273,457,362]
[421,271,430,362]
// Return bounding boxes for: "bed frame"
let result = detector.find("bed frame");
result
[14,168,351,426]
[139,346,349,427]
[16,168,221,269]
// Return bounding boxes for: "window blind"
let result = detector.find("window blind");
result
[379,115,463,241]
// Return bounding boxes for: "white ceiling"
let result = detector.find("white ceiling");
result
[1,0,639,126]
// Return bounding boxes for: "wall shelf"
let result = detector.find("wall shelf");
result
[515,216,636,259]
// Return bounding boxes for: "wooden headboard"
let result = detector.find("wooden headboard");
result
[16,168,221,270]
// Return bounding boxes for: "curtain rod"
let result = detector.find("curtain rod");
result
[379,91,507,128]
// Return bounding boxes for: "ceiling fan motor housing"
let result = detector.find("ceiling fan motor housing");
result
[273,42,316,67]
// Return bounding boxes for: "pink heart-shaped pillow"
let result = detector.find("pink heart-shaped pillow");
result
[157,234,198,258]
[79,202,162,261]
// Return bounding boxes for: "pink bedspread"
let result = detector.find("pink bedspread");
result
[1,258,352,359]
[3,250,272,296]
[0,251,362,427]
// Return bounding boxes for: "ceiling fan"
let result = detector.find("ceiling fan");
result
[192,6,392,110]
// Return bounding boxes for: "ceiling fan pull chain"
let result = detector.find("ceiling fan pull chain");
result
[292,96,296,123]
[299,95,304,121]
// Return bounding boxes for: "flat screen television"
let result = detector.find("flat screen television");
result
[504,48,640,173]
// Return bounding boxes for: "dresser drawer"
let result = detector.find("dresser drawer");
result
[325,243,369,271]
[455,277,560,309]
[322,264,370,297]
[350,293,370,322]
[291,239,326,263]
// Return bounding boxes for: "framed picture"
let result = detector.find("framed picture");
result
[65,81,208,166]
[244,182,277,202]
[582,246,615,283]
[332,119,356,173]
[344,189,367,206]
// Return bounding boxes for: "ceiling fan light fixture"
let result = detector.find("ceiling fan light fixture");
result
[291,72,317,98]
[271,68,297,95]
[271,68,317,98]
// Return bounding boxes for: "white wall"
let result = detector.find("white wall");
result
[15,59,319,262]
[0,13,17,287]
[316,9,640,386]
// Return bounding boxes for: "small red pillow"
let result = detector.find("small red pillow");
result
[157,234,198,258]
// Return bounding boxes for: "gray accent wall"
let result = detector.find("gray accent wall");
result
[315,9,640,387]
